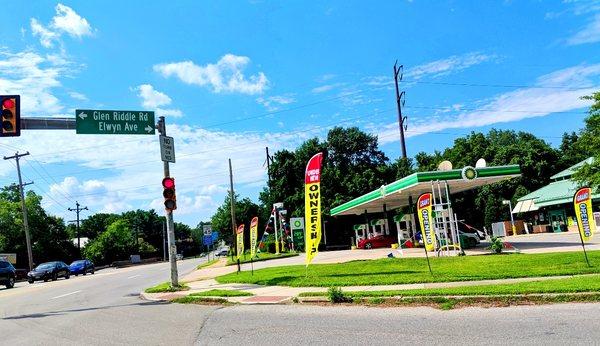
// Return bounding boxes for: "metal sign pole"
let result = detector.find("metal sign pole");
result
[158,117,178,287]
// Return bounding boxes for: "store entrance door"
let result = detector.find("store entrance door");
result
[548,209,567,233]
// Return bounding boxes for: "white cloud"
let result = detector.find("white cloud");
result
[567,13,600,45]
[52,4,93,38]
[154,54,269,95]
[6,123,323,223]
[136,84,172,108]
[30,18,59,48]
[68,91,88,101]
[30,4,93,48]
[0,50,69,115]
[134,84,183,118]
[256,94,295,111]
[375,63,600,144]
[407,52,495,80]
[46,176,130,214]
[311,82,345,93]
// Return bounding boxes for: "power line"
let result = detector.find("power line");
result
[406,79,595,91]
[24,158,76,205]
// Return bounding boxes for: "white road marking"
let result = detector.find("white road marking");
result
[50,290,82,300]
[127,274,141,279]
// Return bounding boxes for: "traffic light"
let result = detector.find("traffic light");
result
[0,95,20,137]
[162,177,177,211]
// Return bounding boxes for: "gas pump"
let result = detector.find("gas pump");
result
[353,224,368,246]
[394,213,415,243]
[370,219,389,237]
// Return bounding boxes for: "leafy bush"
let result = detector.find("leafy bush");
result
[488,236,504,254]
[327,287,351,303]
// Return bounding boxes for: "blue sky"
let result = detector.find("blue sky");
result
[0,0,599,226]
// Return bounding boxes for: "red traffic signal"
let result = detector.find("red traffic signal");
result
[162,177,177,211]
[0,95,20,137]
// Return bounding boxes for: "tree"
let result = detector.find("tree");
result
[259,127,394,219]
[574,92,600,188]
[557,132,587,170]
[414,129,560,229]
[0,187,77,267]
[211,193,260,247]
[83,219,136,265]
[80,213,119,240]
[121,209,164,253]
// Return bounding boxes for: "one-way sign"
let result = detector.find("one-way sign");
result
[75,109,155,135]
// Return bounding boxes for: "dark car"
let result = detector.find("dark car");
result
[0,260,16,289]
[69,259,95,276]
[357,235,397,249]
[27,261,70,283]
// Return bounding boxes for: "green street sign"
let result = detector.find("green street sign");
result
[75,109,155,135]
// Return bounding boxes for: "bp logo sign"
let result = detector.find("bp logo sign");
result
[290,217,304,231]
[461,166,478,181]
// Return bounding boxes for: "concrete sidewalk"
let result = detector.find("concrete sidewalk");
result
[141,273,600,305]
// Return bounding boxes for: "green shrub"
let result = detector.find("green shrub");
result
[327,287,351,303]
[488,236,504,254]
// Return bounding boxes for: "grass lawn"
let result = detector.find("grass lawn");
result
[226,252,299,265]
[299,274,600,297]
[197,258,220,270]
[172,296,228,304]
[216,250,600,287]
[190,289,253,297]
[144,282,189,293]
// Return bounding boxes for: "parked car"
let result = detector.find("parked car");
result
[27,261,70,283]
[69,259,95,276]
[0,259,16,289]
[175,254,184,260]
[459,231,481,249]
[216,249,229,257]
[357,235,396,249]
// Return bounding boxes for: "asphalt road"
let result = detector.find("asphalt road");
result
[198,304,600,346]
[0,257,219,345]
[2,257,599,345]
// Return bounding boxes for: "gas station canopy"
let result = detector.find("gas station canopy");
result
[331,165,521,216]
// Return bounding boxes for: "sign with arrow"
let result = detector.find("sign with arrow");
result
[75,109,155,135]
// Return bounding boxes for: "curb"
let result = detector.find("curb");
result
[139,292,168,302]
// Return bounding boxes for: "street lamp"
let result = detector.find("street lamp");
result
[502,200,516,236]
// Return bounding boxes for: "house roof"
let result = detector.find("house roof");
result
[514,157,597,212]
[550,157,593,181]
[331,165,521,216]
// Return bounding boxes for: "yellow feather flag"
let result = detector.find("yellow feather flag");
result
[305,152,323,267]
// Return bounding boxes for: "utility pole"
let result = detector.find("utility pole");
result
[68,201,88,255]
[393,61,408,159]
[3,152,34,271]
[158,116,179,286]
[228,159,237,256]
[265,147,272,188]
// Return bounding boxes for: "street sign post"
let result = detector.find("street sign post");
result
[290,217,305,252]
[160,135,176,163]
[75,109,155,135]
[202,225,213,260]
[203,225,213,236]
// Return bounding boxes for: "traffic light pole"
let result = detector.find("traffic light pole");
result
[158,116,179,287]
[3,152,34,271]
